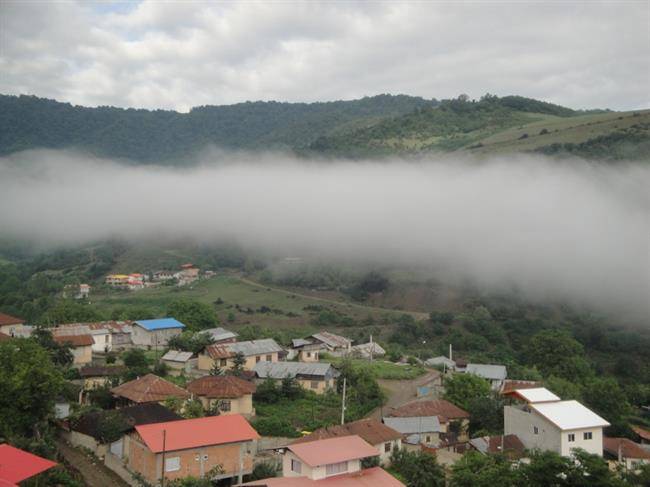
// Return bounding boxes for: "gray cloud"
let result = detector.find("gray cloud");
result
[0,150,648,319]
[1,1,648,111]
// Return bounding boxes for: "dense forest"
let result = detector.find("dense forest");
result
[0,94,433,163]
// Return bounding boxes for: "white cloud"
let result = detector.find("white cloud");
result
[0,1,648,111]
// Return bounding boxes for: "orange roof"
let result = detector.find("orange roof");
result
[187,375,256,399]
[292,418,401,446]
[135,414,259,453]
[53,334,94,347]
[632,425,650,442]
[240,467,404,486]
[387,399,469,422]
[205,343,235,359]
[288,435,379,467]
[0,313,23,327]
[0,444,57,485]
[111,374,190,403]
[603,437,650,460]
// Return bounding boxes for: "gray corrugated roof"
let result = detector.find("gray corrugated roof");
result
[202,327,238,342]
[292,338,312,348]
[229,338,284,356]
[162,350,193,362]
[383,416,442,434]
[254,361,339,379]
[466,363,507,381]
[311,331,352,349]
[425,356,456,368]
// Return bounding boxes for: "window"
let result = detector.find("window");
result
[384,442,392,453]
[256,355,261,363]
[220,400,231,412]
[533,426,539,435]
[165,457,180,472]
[584,432,592,440]
[326,461,348,475]
[568,433,575,442]
[426,435,431,443]
[220,359,227,366]
[266,354,272,361]
[306,352,311,358]
[291,459,302,473]
[311,381,319,389]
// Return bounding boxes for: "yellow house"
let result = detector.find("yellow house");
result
[187,375,257,417]
[253,361,339,395]
[198,339,283,372]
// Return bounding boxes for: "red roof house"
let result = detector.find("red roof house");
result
[0,444,57,486]
[128,414,259,484]
[240,466,405,486]
[0,313,24,336]
[111,373,190,405]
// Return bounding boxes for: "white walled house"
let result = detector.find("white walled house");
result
[504,393,609,457]
[282,435,380,480]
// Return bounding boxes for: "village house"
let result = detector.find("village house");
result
[266,435,404,486]
[291,418,402,466]
[425,355,456,371]
[0,312,25,336]
[105,274,130,288]
[176,263,200,286]
[0,444,57,485]
[500,379,541,396]
[465,363,508,390]
[385,399,470,443]
[131,318,185,347]
[153,270,175,281]
[187,375,257,416]
[504,387,609,456]
[202,326,238,344]
[631,425,650,445]
[53,333,94,366]
[290,338,323,362]
[469,434,526,460]
[53,323,113,353]
[103,320,133,348]
[603,437,650,471]
[308,331,352,355]
[63,403,181,459]
[111,373,191,407]
[198,338,284,372]
[79,365,126,396]
[351,340,386,359]
[383,416,442,449]
[127,415,259,485]
[161,350,195,375]
[127,273,145,291]
[253,361,340,394]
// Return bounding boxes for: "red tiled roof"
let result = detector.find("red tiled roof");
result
[500,380,541,395]
[187,375,256,398]
[0,444,57,484]
[632,425,650,442]
[111,374,190,403]
[240,467,404,486]
[603,437,650,460]
[288,435,379,467]
[292,419,402,446]
[0,313,23,327]
[387,400,469,422]
[135,414,259,453]
[53,334,94,347]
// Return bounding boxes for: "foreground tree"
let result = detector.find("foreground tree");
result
[390,449,445,487]
[450,451,518,487]
[166,299,218,331]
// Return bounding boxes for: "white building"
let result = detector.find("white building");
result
[504,388,610,457]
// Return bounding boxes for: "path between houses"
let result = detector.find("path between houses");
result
[236,276,429,320]
[56,440,129,487]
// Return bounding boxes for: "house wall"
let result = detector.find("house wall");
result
[198,352,279,372]
[197,395,255,417]
[63,430,108,458]
[504,406,561,454]
[131,326,182,347]
[0,323,24,335]
[297,378,333,394]
[128,435,255,484]
[376,439,401,466]
[71,345,93,366]
[282,451,362,480]
[559,426,603,457]
[298,350,319,362]
[91,333,112,353]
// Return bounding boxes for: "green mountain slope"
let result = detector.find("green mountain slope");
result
[0,94,434,163]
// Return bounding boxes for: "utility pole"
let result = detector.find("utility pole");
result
[369,334,373,363]
[449,343,453,362]
[161,429,166,487]
[340,378,347,425]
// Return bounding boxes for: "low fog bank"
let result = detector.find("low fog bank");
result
[1,150,648,318]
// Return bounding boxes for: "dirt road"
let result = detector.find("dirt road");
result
[237,276,429,320]
[56,440,128,487]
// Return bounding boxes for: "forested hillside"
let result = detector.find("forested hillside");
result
[0,94,433,163]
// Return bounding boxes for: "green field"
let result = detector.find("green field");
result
[323,356,426,380]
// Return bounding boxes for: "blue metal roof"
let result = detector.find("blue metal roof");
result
[134,318,186,331]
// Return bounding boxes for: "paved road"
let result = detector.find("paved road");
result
[56,440,128,487]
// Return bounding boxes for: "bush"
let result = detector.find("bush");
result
[250,461,281,480]
[390,449,445,487]
[252,417,299,437]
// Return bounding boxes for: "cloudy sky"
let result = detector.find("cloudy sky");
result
[1,1,648,112]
